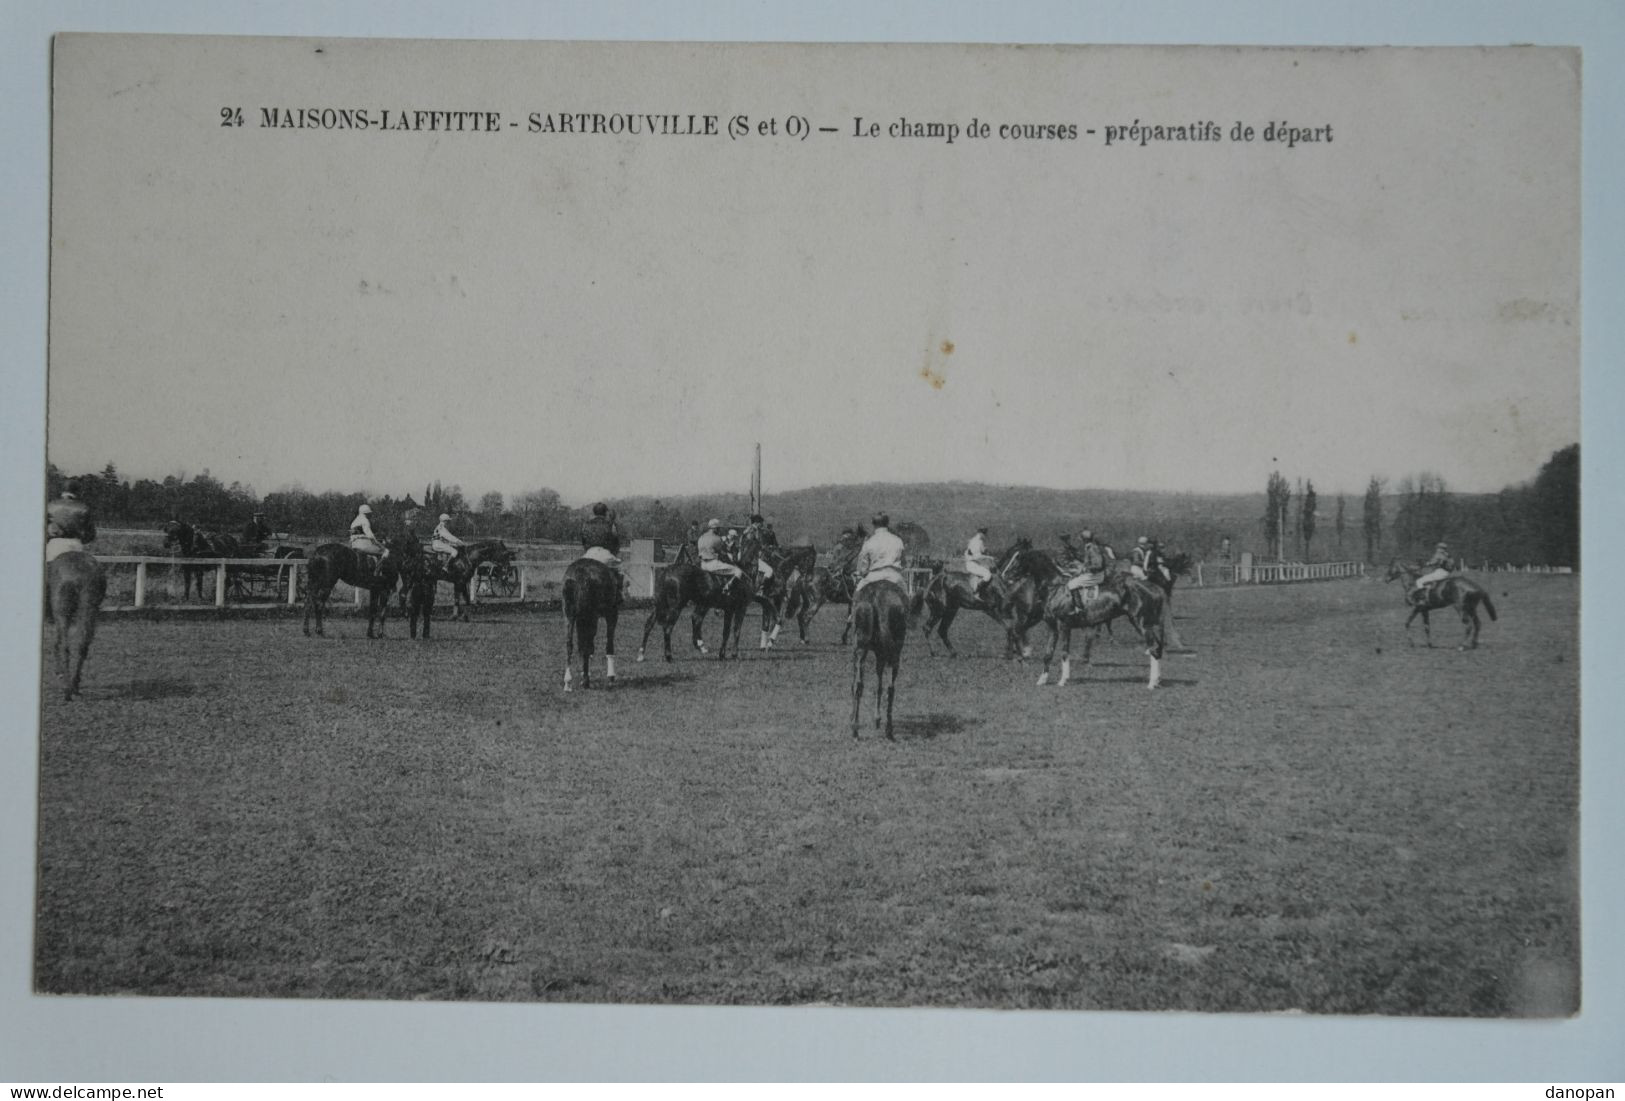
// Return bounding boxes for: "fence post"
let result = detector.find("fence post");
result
[519,565,527,602]
[286,560,299,606]
[134,561,147,608]
[215,564,227,608]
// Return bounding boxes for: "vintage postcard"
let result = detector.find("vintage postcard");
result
[39,34,1579,1017]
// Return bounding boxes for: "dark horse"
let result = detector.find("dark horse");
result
[411,539,516,622]
[783,562,860,644]
[1385,558,1499,649]
[918,544,1028,657]
[850,579,913,739]
[162,520,241,602]
[302,541,400,638]
[1004,547,1168,688]
[637,562,777,662]
[754,543,819,646]
[563,556,619,690]
[392,539,439,640]
[45,551,106,701]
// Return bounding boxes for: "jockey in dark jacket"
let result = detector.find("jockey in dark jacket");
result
[580,502,628,601]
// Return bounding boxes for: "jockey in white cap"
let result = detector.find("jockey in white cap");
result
[1413,541,1454,601]
[349,503,383,558]
[46,480,97,563]
[431,512,467,565]
[697,517,744,591]
[1129,535,1152,580]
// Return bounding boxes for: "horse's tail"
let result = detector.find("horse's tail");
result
[909,586,927,621]
[561,575,596,658]
[886,594,910,656]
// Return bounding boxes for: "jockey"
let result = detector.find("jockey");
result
[431,512,468,565]
[1147,538,1172,584]
[1060,528,1108,610]
[349,504,385,569]
[241,511,273,549]
[746,513,775,588]
[1129,536,1153,580]
[697,517,744,592]
[46,480,97,562]
[1413,541,1454,601]
[852,512,906,596]
[580,502,628,601]
[964,526,994,597]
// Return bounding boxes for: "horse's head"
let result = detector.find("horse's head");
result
[1164,551,1193,578]
[1384,557,1407,583]
[161,520,185,549]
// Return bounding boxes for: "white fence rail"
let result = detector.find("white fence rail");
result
[1194,560,1367,586]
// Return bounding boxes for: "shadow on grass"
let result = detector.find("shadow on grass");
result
[889,712,981,740]
[106,677,199,701]
[614,671,698,690]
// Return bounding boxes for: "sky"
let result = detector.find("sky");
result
[45,39,1580,506]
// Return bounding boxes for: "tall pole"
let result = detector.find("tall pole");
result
[751,442,762,516]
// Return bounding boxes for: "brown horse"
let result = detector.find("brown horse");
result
[636,562,776,662]
[919,544,1028,657]
[417,539,515,622]
[45,551,106,701]
[162,520,241,602]
[784,563,858,644]
[1004,547,1168,688]
[302,542,400,638]
[563,556,619,690]
[392,539,438,640]
[849,579,912,739]
[754,543,818,646]
[1385,559,1499,649]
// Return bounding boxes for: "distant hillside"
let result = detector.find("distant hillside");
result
[635,481,1275,559]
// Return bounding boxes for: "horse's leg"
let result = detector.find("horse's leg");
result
[884,655,898,740]
[1402,605,1421,646]
[874,651,885,732]
[638,606,661,662]
[850,646,866,738]
[937,603,959,657]
[457,576,472,623]
[1057,623,1073,687]
[564,610,575,692]
[692,605,710,654]
[1462,604,1479,650]
[604,607,618,685]
[71,609,97,699]
[1421,608,1433,648]
[1036,620,1059,686]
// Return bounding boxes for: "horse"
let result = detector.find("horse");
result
[391,539,438,640]
[421,539,516,622]
[753,543,818,646]
[918,543,1027,657]
[563,556,620,690]
[849,579,912,739]
[162,520,241,602]
[1003,547,1168,689]
[45,551,106,701]
[301,540,401,638]
[1385,558,1499,649]
[636,562,777,662]
[783,562,859,644]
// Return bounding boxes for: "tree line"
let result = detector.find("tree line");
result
[47,442,1578,568]
[1264,443,1578,568]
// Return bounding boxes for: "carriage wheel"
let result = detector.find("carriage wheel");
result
[495,564,520,598]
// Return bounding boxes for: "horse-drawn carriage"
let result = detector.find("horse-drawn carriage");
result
[474,556,521,599]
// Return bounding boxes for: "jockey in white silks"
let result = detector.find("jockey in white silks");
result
[852,513,906,597]
[431,513,467,564]
[964,527,994,596]
[697,518,744,590]
[46,482,97,563]
[349,504,383,558]
[1413,542,1454,600]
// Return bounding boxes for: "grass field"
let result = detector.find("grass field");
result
[34,574,1579,1015]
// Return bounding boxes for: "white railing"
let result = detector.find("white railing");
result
[1193,560,1367,586]
[95,556,306,609]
